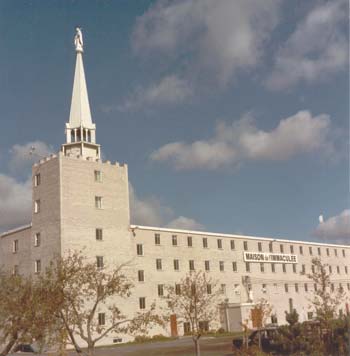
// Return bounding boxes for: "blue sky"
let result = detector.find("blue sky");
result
[0,0,349,243]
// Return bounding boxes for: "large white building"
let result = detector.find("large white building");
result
[1,30,349,345]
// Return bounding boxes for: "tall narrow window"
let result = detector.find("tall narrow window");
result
[175,284,181,295]
[258,242,262,252]
[138,270,144,282]
[98,313,105,326]
[96,228,103,241]
[217,239,222,249]
[337,266,340,274]
[13,240,19,253]
[189,260,195,271]
[136,244,143,256]
[96,256,104,269]
[302,264,306,274]
[219,261,224,272]
[246,262,250,272]
[94,170,102,182]
[284,284,289,293]
[269,242,273,253]
[318,247,321,256]
[202,237,208,248]
[34,173,41,187]
[34,200,40,213]
[156,259,162,270]
[299,246,303,255]
[232,262,237,272]
[139,297,146,309]
[326,248,329,256]
[292,264,297,273]
[158,284,164,297]
[282,264,286,273]
[230,240,235,250]
[173,259,179,271]
[35,260,41,274]
[280,244,284,253]
[243,241,248,251]
[295,284,299,293]
[172,235,177,246]
[334,249,338,257]
[34,233,41,247]
[309,246,313,255]
[187,236,193,247]
[206,284,212,294]
[154,233,161,245]
[345,266,348,274]
[205,260,210,271]
[271,263,276,273]
[221,284,226,295]
[260,263,264,273]
[329,266,332,274]
[342,249,345,257]
[95,196,102,209]
[304,283,308,292]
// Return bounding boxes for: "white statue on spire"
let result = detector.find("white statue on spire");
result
[74,27,84,52]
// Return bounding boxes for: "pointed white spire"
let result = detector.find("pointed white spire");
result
[68,51,94,128]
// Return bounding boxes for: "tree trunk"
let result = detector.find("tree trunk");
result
[194,338,201,356]
[0,337,17,356]
[87,343,95,356]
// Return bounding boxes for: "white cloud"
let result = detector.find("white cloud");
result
[314,210,350,244]
[132,0,280,85]
[151,110,334,170]
[0,174,31,232]
[118,75,192,111]
[129,183,203,229]
[9,141,53,172]
[266,0,348,90]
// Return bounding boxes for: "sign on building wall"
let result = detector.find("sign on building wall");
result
[243,251,298,264]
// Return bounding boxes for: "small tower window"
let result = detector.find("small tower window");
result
[88,130,91,142]
[71,130,75,142]
[34,200,40,214]
[34,174,41,187]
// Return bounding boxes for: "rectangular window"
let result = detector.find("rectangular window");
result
[172,235,177,246]
[347,283,350,291]
[262,284,267,293]
[282,264,286,273]
[232,261,237,272]
[174,259,179,271]
[94,170,102,182]
[96,256,104,269]
[187,236,193,247]
[139,297,146,309]
[304,283,308,292]
[331,283,335,292]
[311,265,315,273]
[258,242,262,252]
[219,261,224,272]
[284,284,288,293]
[34,233,41,247]
[175,284,181,295]
[184,322,190,334]
[345,266,348,274]
[13,265,19,276]
[158,284,164,297]
[217,239,222,249]
[309,246,313,255]
[34,200,40,213]
[292,264,297,273]
[156,259,162,270]
[290,245,294,254]
[334,249,338,257]
[337,266,340,274]
[202,237,208,248]
[205,260,210,271]
[155,233,160,245]
[136,244,143,256]
[295,284,299,293]
[243,241,248,251]
[280,244,284,253]
[221,284,226,295]
[302,264,306,274]
[342,249,345,257]
[329,265,332,274]
[299,246,303,255]
[260,263,265,273]
[138,270,144,282]
[326,248,330,256]
[34,260,41,274]
[95,228,103,241]
[271,263,276,273]
[34,173,41,186]
[95,196,102,209]
[246,262,250,272]
[98,313,105,326]
[13,240,18,253]
[206,284,212,294]
[230,240,235,250]
[269,242,273,253]
[318,247,321,256]
[189,260,195,271]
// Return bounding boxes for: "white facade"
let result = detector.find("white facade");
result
[1,32,349,345]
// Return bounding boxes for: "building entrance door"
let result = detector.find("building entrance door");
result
[170,314,178,337]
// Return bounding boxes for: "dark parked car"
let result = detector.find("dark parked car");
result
[12,344,37,353]
[232,325,280,352]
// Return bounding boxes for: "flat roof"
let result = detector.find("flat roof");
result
[130,224,350,249]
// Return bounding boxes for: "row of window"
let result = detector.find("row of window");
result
[151,234,347,257]
[11,234,41,253]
